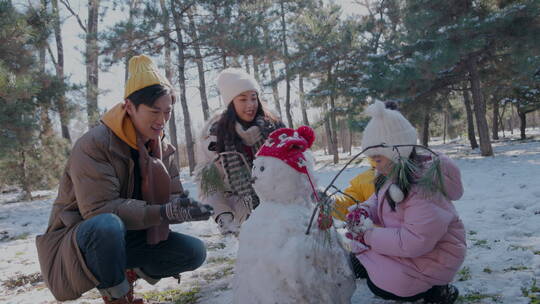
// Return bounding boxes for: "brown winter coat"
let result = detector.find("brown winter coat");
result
[35,123,182,301]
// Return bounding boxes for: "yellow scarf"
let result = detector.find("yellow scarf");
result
[101,103,138,150]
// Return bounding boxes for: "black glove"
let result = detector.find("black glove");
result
[161,195,214,223]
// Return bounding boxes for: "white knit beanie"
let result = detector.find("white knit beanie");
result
[361,100,418,161]
[216,68,260,104]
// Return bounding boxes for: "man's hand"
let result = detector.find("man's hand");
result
[161,196,214,223]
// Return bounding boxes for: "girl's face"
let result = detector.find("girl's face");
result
[372,155,393,176]
[232,90,259,123]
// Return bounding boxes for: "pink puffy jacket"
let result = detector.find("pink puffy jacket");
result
[358,154,466,297]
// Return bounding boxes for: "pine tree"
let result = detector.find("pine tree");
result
[0,1,68,199]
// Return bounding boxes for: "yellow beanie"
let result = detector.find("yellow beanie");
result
[124,54,172,99]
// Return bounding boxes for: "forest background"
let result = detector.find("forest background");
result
[1,0,539,200]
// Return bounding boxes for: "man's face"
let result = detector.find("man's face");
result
[125,94,173,141]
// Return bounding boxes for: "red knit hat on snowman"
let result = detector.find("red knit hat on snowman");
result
[256,125,319,200]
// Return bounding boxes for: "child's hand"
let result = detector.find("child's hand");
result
[350,239,369,254]
[345,205,372,235]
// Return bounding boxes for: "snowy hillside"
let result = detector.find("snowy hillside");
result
[1,130,539,304]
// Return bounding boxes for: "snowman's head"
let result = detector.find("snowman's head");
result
[252,152,315,203]
[252,126,317,203]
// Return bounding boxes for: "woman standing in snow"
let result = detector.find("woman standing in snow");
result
[195,68,284,235]
[346,100,466,304]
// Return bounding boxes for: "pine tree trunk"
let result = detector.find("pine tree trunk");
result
[263,25,282,119]
[443,104,448,144]
[467,57,493,156]
[422,108,430,147]
[299,75,309,126]
[327,69,339,164]
[268,61,282,118]
[279,0,293,128]
[124,0,140,81]
[38,41,54,139]
[222,53,227,69]
[51,0,71,142]
[171,2,195,174]
[518,109,527,140]
[499,102,507,137]
[462,89,478,149]
[86,0,100,127]
[159,0,180,169]
[492,96,499,140]
[252,56,261,84]
[244,55,251,74]
[510,105,516,134]
[324,107,333,156]
[349,128,353,155]
[187,8,209,121]
[19,149,32,201]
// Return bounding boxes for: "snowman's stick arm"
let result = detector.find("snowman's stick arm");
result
[330,185,361,205]
[305,144,383,235]
[305,144,438,235]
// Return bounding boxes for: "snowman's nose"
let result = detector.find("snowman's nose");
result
[250,176,257,184]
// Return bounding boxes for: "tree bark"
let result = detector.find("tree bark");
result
[124,0,140,81]
[51,0,71,142]
[86,0,100,127]
[443,103,448,144]
[159,0,180,169]
[279,0,293,128]
[499,101,507,137]
[327,69,339,164]
[518,108,527,140]
[467,57,493,156]
[252,56,261,84]
[268,61,282,119]
[263,25,282,119]
[187,8,209,121]
[171,1,196,174]
[299,74,309,126]
[244,55,250,74]
[462,89,478,149]
[324,106,333,156]
[421,107,430,147]
[39,38,53,139]
[19,149,32,201]
[492,96,499,140]
[221,53,227,69]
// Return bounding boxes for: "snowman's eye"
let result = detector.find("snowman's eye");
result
[260,166,265,172]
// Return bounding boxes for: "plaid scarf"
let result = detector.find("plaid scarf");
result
[211,115,284,211]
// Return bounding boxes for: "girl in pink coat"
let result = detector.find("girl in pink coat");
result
[347,101,466,304]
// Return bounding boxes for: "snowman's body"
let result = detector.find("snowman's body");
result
[233,154,356,304]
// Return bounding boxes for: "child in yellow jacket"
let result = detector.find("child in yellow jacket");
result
[331,159,376,221]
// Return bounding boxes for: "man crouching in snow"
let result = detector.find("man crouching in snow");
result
[35,55,213,304]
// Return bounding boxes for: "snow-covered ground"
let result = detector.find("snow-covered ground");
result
[1,129,540,304]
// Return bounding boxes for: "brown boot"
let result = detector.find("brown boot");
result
[125,269,145,304]
[102,295,130,304]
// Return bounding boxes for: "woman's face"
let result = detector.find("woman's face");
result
[371,155,393,176]
[232,90,259,123]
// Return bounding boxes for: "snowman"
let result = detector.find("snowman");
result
[233,126,356,304]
